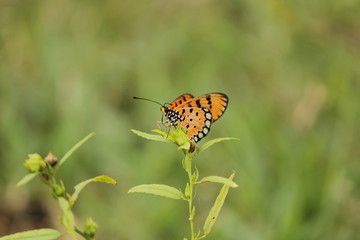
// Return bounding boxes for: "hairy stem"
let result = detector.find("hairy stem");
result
[187,168,195,239]
[184,153,196,240]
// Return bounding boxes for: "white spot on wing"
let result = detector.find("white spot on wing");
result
[203,128,208,134]
[205,120,211,128]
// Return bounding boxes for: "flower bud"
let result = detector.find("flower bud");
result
[44,152,58,166]
[169,126,192,152]
[173,127,189,145]
[83,217,98,238]
[24,153,45,172]
[52,184,65,197]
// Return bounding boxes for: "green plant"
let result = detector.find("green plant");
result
[129,126,238,240]
[0,133,116,240]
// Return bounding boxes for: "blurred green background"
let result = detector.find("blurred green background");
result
[1,0,360,239]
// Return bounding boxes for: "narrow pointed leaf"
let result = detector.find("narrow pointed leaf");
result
[185,183,190,198]
[131,129,171,143]
[16,173,37,187]
[203,172,236,236]
[72,175,117,203]
[57,132,95,168]
[152,129,176,142]
[151,129,167,137]
[195,176,238,188]
[193,167,199,182]
[0,228,61,240]
[197,137,239,153]
[128,184,185,200]
[195,230,202,239]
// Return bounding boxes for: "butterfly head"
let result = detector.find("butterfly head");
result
[161,106,182,124]
[160,106,167,115]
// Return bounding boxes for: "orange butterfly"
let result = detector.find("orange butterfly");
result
[134,93,229,143]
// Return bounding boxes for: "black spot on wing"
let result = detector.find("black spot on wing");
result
[196,99,201,108]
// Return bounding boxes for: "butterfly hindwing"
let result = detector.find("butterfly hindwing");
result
[177,107,212,143]
[191,93,228,122]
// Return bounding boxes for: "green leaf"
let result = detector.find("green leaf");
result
[177,142,190,151]
[16,173,37,187]
[131,129,172,143]
[170,126,190,146]
[0,228,61,240]
[71,175,117,203]
[151,129,167,137]
[58,197,76,239]
[203,172,236,236]
[195,175,238,188]
[152,129,176,142]
[185,183,190,198]
[191,206,196,218]
[197,137,239,154]
[193,167,199,182]
[195,230,202,239]
[128,184,185,200]
[57,132,96,168]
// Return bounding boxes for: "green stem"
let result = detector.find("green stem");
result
[187,168,195,240]
[185,153,196,240]
[75,227,92,240]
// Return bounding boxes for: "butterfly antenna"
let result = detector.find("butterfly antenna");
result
[133,97,163,106]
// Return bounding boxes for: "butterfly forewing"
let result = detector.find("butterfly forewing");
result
[172,93,228,122]
[167,94,194,109]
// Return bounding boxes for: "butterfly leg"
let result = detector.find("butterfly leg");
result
[165,121,178,139]
[156,119,174,139]
[156,121,165,131]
